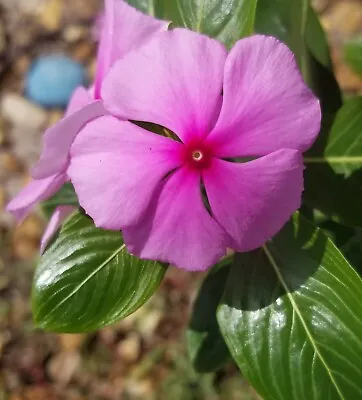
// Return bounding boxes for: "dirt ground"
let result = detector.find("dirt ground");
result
[0,0,361,399]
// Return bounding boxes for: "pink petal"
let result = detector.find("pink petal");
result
[94,0,169,99]
[6,173,67,221]
[68,116,183,230]
[31,91,105,180]
[206,35,321,158]
[203,149,304,252]
[64,86,93,117]
[102,29,227,142]
[40,205,77,253]
[123,167,228,271]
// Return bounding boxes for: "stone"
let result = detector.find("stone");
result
[71,41,95,63]
[311,0,330,14]
[0,187,7,209]
[0,21,6,55]
[12,239,38,260]
[1,93,47,130]
[116,333,141,363]
[63,25,88,43]
[321,1,362,38]
[47,109,64,127]
[38,0,63,32]
[0,118,8,146]
[47,351,81,385]
[59,334,86,352]
[25,55,87,108]
[0,151,23,173]
[14,214,44,240]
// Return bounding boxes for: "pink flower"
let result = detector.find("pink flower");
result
[7,0,168,249]
[69,30,321,271]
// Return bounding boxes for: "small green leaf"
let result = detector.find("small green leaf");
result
[187,260,231,372]
[165,0,257,47]
[217,213,362,400]
[255,0,342,115]
[41,183,78,218]
[32,211,167,333]
[344,37,362,77]
[304,97,362,225]
[305,97,362,173]
[125,0,165,17]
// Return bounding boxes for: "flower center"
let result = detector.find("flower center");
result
[183,141,213,170]
[192,150,203,161]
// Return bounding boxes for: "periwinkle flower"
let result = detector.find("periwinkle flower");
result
[7,0,168,247]
[69,30,321,271]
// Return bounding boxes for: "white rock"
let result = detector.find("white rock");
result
[1,93,47,131]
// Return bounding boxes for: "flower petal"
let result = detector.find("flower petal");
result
[6,173,67,221]
[40,205,76,253]
[102,29,226,142]
[203,149,304,252]
[94,0,168,99]
[207,35,321,158]
[31,87,105,179]
[123,167,228,271]
[68,116,183,230]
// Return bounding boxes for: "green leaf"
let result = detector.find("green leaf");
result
[187,260,231,372]
[41,183,78,219]
[305,6,332,69]
[164,0,257,47]
[125,0,165,17]
[255,0,309,67]
[305,97,362,173]
[344,37,362,77]
[32,211,167,333]
[304,97,362,225]
[217,213,362,400]
[255,0,342,115]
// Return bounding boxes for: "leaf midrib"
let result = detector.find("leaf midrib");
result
[263,245,346,400]
[304,156,362,164]
[38,244,126,320]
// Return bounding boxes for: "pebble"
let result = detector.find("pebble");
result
[59,334,86,352]
[0,187,7,209]
[25,55,87,108]
[38,0,63,32]
[14,214,44,240]
[71,41,95,63]
[1,93,47,130]
[47,351,81,385]
[63,25,89,43]
[321,1,362,37]
[0,151,23,173]
[0,118,8,146]
[0,21,6,55]
[116,334,141,364]
[311,0,330,14]
[47,109,64,127]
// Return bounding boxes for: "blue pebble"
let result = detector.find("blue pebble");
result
[25,55,88,108]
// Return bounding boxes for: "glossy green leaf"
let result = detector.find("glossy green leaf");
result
[41,182,78,218]
[255,0,341,114]
[218,213,362,400]
[32,211,167,333]
[304,97,362,225]
[187,260,231,372]
[305,97,362,174]
[125,0,165,17]
[255,0,309,67]
[164,0,257,47]
[344,37,362,77]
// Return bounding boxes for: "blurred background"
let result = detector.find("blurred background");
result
[0,0,361,399]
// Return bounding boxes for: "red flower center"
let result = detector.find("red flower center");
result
[182,140,213,170]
